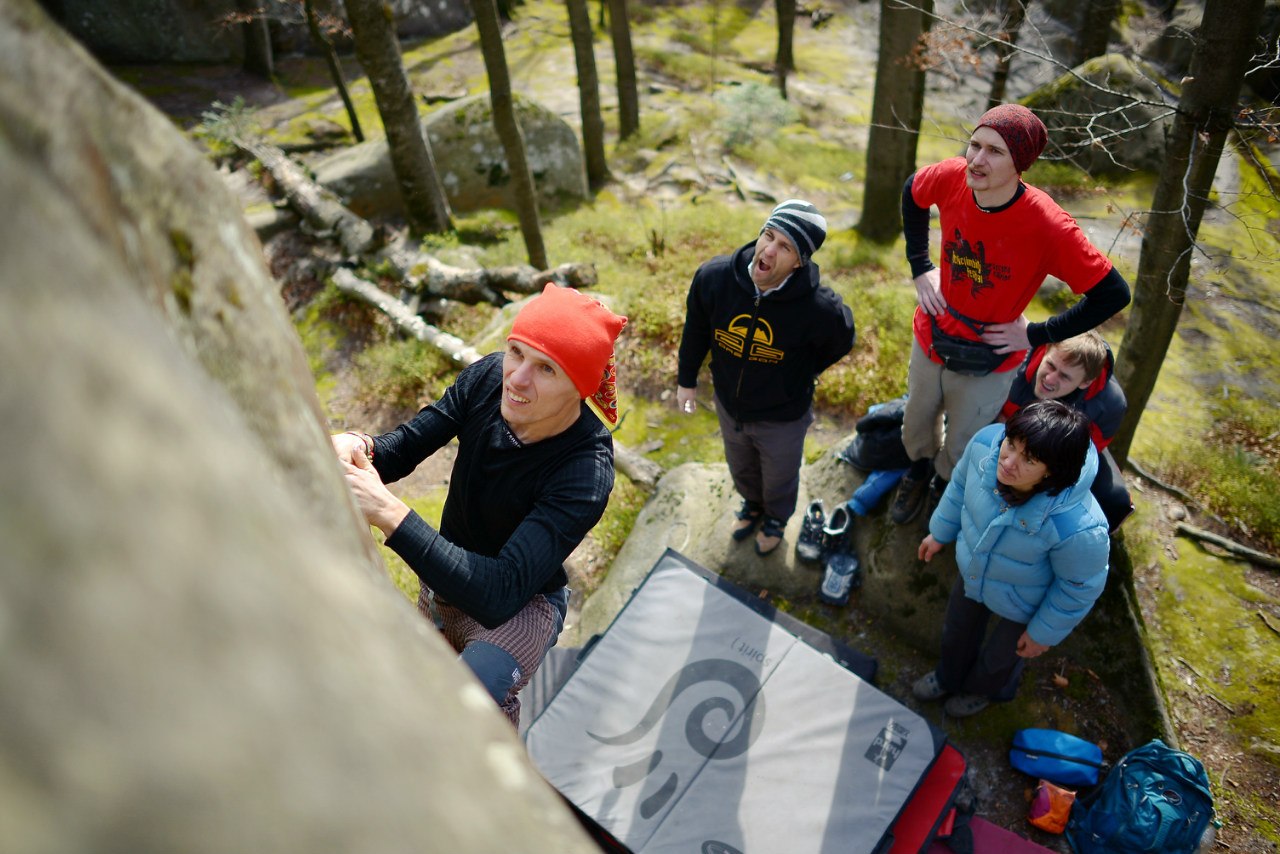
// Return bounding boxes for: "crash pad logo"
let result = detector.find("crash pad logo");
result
[865,720,909,771]
[702,842,744,854]
[713,315,784,364]
[943,228,1010,300]
[587,659,766,819]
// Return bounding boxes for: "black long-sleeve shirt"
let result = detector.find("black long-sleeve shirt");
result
[373,353,615,628]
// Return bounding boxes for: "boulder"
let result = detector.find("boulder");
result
[1139,2,1205,79]
[48,0,473,64]
[313,93,588,218]
[1023,53,1175,177]
[574,452,951,657]
[0,3,598,851]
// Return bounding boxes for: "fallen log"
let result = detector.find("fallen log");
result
[395,252,598,307]
[242,140,596,308]
[1174,522,1280,570]
[332,268,662,489]
[332,268,482,365]
[239,140,376,257]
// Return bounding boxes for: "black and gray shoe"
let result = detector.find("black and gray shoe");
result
[890,463,933,525]
[818,507,861,606]
[794,500,827,565]
[926,474,948,515]
[731,500,763,542]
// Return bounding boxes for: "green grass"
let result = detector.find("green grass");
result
[351,337,455,413]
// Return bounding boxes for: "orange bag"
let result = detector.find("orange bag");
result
[1028,778,1076,834]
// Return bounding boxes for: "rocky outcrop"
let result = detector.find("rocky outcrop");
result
[574,454,952,656]
[313,93,589,218]
[48,0,473,64]
[1024,53,1175,177]
[0,2,597,851]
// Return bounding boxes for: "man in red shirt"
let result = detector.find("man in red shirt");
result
[890,104,1130,524]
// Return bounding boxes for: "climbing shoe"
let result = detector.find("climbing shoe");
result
[794,500,827,564]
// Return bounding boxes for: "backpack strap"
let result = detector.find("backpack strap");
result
[1149,796,1183,851]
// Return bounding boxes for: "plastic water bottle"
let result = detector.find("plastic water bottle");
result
[847,468,907,516]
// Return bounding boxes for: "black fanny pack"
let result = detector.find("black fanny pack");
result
[928,307,1005,376]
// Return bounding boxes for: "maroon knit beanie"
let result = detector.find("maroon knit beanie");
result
[975,104,1048,173]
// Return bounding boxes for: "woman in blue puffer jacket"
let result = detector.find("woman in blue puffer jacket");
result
[912,400,1110,718]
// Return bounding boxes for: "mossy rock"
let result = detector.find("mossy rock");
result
[1024,53,1175,178]
[313,93,588,219]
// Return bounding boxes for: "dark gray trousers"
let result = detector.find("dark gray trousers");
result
[936,573,1028,701]
[714,396,813,523]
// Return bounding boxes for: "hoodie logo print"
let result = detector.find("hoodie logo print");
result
[713,315,784,363]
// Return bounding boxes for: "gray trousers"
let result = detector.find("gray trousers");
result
[715,396,813,523]
[902,338,1016,480]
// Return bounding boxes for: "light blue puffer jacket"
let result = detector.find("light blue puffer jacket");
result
[928,423,1110,646]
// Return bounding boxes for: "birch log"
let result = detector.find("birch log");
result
[241,139,377,257]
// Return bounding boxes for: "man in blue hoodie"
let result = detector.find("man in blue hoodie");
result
[676,200,855,556]
[912,400,1110,717]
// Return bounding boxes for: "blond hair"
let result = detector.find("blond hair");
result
[1047,331,1109,383]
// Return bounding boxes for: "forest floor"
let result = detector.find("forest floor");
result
[122,0,1280,849]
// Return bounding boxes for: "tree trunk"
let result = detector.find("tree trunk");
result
[1110,0,1265,464]
[987,0,1027,109]
[345,0,453,236]
[1075,0,1120,67]
[236,0,273,78]
[468,0,549,269]
[607,0,640,140]
[857,0,932,243]
[565,0,609,190]
[775,0,796,99]
[305,0,363,142]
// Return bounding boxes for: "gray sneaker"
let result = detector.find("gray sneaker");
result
[912,672,947,702]
[944,694,990,717]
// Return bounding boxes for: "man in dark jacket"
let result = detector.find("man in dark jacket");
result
[335,284,627,727]
[999,331,1133,531]
[676,200,856,555]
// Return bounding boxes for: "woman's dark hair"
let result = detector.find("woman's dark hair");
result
[1004,400,1091,496]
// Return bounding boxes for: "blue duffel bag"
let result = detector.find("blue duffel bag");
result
[1010,728,1105,787]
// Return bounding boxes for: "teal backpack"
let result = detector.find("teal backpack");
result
[1066,739,1213,853]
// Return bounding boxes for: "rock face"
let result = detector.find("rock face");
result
[0,3,596,852]
[313,93,589,218]
[48,0,474,64]
[1024,53,1175,177]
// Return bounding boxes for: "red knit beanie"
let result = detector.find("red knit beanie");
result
[976,104,1048,173]
[508,284,628,423]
